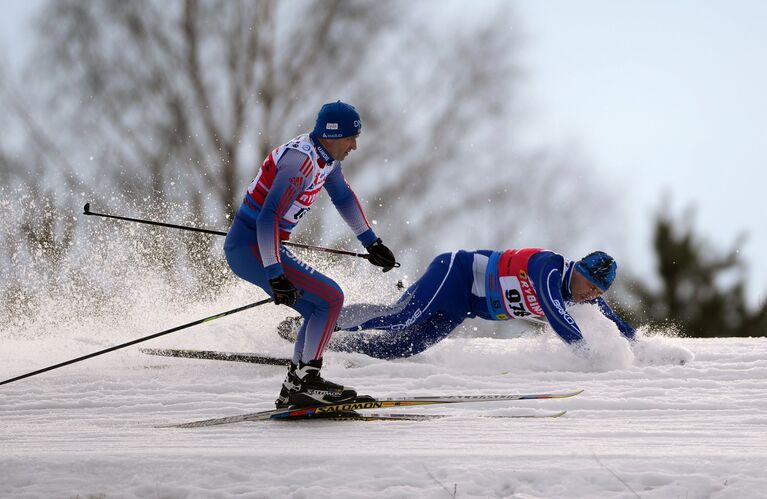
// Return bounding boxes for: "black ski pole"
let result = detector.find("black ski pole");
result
[0,297,273,386]
[83,202,227,236]
[82,203,395,264]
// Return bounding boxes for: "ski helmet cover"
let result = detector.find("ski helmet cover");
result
[313,101,362,139]
[575,251,617,291]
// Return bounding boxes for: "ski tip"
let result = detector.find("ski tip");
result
[83,202,91,214]
[551,389,583,398]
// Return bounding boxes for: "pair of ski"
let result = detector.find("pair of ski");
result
[144,348,581,427]
[162,389,583,428]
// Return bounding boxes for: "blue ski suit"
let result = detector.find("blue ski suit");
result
[331,249,635,359]
[225,133,378,364]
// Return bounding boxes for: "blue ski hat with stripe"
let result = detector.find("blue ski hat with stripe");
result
[575,251,617,291]
[313,101,362,139]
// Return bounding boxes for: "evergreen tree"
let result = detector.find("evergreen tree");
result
[624,206,767,337]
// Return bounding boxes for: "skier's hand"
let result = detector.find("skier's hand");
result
[269,275,299,306]
[366,238,396,272]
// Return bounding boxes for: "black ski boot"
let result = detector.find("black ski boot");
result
[274,362,300,409]
[289,358,357,408]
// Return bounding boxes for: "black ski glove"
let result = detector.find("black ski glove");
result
[269,274,299,306]
[366,238,396,272]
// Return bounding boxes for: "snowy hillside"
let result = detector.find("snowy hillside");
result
[3,302,766,498]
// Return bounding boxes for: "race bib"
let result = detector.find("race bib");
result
[486,249,545,321]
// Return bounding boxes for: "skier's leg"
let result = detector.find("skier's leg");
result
[278,251,344,363]
[331,312,463,359]
[277,249,358,406]
[338,252,459,332]
[332,252,471,358]
[225,221,354,407]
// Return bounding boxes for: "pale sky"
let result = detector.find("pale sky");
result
[514,0,767,305]
[0,0,39,68]
[2,0,765,305]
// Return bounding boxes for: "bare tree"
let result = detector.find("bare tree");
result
[33,0,395,212]
[295,7,616,264]
[0,0,622,328]
[32,0,614,238]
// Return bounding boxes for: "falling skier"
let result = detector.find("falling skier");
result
[278,248,635,359]
[224,101,396,408]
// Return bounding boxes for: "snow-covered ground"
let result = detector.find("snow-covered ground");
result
[2,299,766,498]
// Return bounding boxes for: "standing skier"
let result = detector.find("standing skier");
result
[279,248,635,359]
[225,101,396,408]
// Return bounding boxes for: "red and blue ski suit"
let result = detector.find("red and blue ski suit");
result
[224,133,378,364]
[332,248,635,359]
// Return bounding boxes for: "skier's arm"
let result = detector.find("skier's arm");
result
[528,257,585,345]
[593,296,636,341]
[323,166,378,248]
[256,149,309,279]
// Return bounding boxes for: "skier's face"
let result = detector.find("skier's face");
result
[324,135,358,161]
[571,271,604,303]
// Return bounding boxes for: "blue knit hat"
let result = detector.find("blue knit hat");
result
[575,251,617,291]
[313,101,362,139]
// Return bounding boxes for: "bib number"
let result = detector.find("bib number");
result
[499,276,532,318]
